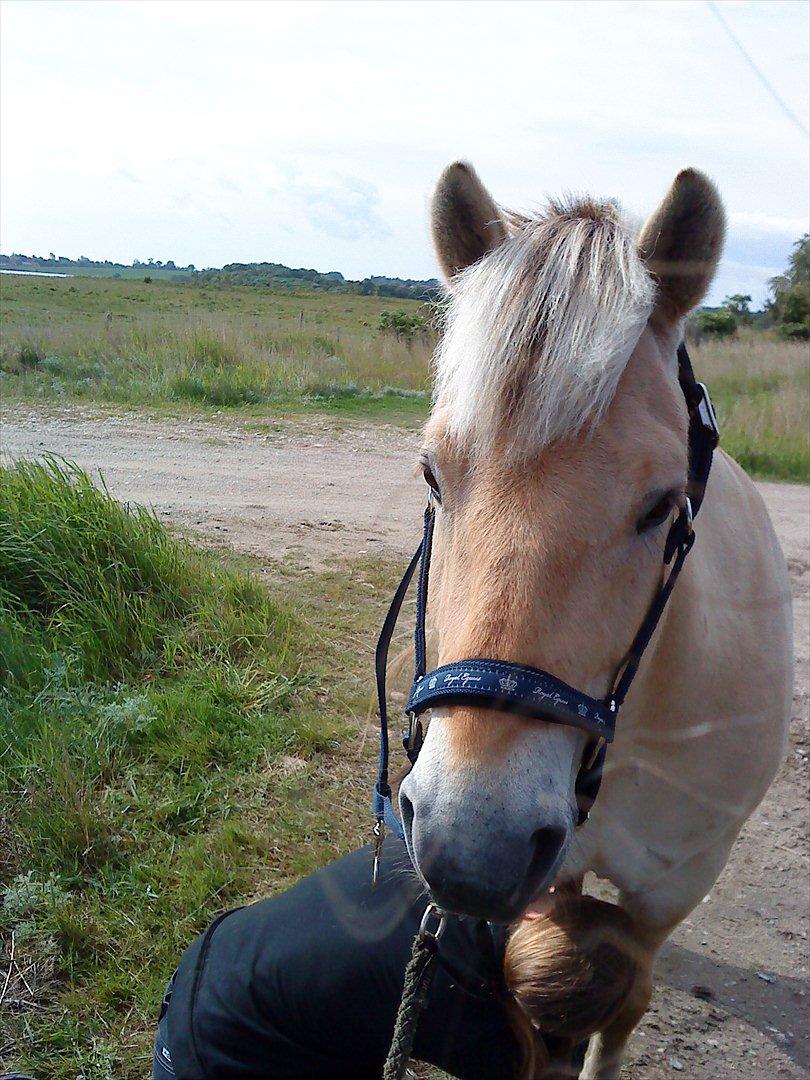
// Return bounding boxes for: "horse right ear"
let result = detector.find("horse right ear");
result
[638,168,726,325]
[431,161,508,283]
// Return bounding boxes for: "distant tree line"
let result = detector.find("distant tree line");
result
[8,237,806,332]
[0,253,196,274]
[0,252,441,300]
[692,234,810,340]
[193,262,441,300]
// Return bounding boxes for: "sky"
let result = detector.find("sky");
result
[1,0,808,306]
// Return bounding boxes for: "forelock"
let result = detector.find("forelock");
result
[433,197,656,460]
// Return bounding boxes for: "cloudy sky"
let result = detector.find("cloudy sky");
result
[2,0,807,305]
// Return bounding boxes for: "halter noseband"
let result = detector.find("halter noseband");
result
[372,343,719,876]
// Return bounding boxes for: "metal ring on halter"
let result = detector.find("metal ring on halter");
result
[582,736,605,771]
[419,902,447,942]
[683,494,694,535]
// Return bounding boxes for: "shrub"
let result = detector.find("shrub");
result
[697,310,737,338]
[378,308,425,341]
[780,285,810,325]
[778,321,810,340]
[17,343,44,368]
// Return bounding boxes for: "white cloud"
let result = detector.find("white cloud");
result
[1,0,807,304]
[728,212,809,238]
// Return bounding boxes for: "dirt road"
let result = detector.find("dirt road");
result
[0,408,428,566]
[2,408,808,1078]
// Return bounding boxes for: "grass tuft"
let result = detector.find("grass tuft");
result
[0,459,378,1079]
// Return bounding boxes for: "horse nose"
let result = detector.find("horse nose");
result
[400,787,569,922]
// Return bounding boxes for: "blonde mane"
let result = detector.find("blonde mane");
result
[433,197,656,460]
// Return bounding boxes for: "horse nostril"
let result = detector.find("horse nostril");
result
[399,790,415,844]
[528,824,567,885]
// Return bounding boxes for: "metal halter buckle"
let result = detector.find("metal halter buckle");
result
[402,713,423,764]
[419,902,447,942]
[696,382,720,447]
[372,818,384,887]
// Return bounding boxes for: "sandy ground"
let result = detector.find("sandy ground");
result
[2,407,808,1079]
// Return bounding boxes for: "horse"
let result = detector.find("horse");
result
[397,162,793,1078]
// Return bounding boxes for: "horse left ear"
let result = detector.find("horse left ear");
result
[638,168,726,324]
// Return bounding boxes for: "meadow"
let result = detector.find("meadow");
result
[0,274,433,427]
[2,273,808,480]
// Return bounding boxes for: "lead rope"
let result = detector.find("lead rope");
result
[382,904,446,1080]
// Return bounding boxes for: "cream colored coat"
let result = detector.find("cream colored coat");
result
[398,162,793,1079]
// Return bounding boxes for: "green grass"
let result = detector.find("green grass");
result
[0,459,393,1079]
[696,332,809,483]
[1,275,808,480]
[0,274,434,425]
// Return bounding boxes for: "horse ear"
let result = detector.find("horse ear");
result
[431,161,508,282]
[638,168,726,324]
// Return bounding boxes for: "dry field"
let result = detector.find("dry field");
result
[1,273,808,481]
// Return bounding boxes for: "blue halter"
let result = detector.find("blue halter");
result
[372,343,719,873]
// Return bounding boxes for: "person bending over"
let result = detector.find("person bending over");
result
[153,840,635,1079]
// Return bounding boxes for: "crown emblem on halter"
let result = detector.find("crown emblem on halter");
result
[499,675,518,692]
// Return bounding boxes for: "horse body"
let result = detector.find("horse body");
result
[570,447,792,1076]
[398,162,793,1077]
[567,447,792,921]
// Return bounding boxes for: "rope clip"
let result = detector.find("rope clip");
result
[418,902,447,944]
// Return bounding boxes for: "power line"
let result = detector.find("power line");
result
[706,0,809,140]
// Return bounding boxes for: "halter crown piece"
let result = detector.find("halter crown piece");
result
[371,343,719,881]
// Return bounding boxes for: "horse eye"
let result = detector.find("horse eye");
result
[637,492,677,533]
[422,464,442,503]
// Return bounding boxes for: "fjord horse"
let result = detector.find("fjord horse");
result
[398,163,793,1077]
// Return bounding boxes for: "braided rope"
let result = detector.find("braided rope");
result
[382,907,444,1080]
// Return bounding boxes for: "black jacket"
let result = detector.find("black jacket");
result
[163,840,519,1079]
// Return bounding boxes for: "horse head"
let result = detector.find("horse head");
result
[398,162,725,922]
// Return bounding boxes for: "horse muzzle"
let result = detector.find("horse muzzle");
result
[397,719,578,922]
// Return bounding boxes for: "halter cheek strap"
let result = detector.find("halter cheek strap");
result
[372,342,719,864]
[372,529,426,840]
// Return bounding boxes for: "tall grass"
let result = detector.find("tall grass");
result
[0,276,433,416]
[0,459,374,1079]
[2,276,807,480]
[695,331,809,482]
[1,315,433,403]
